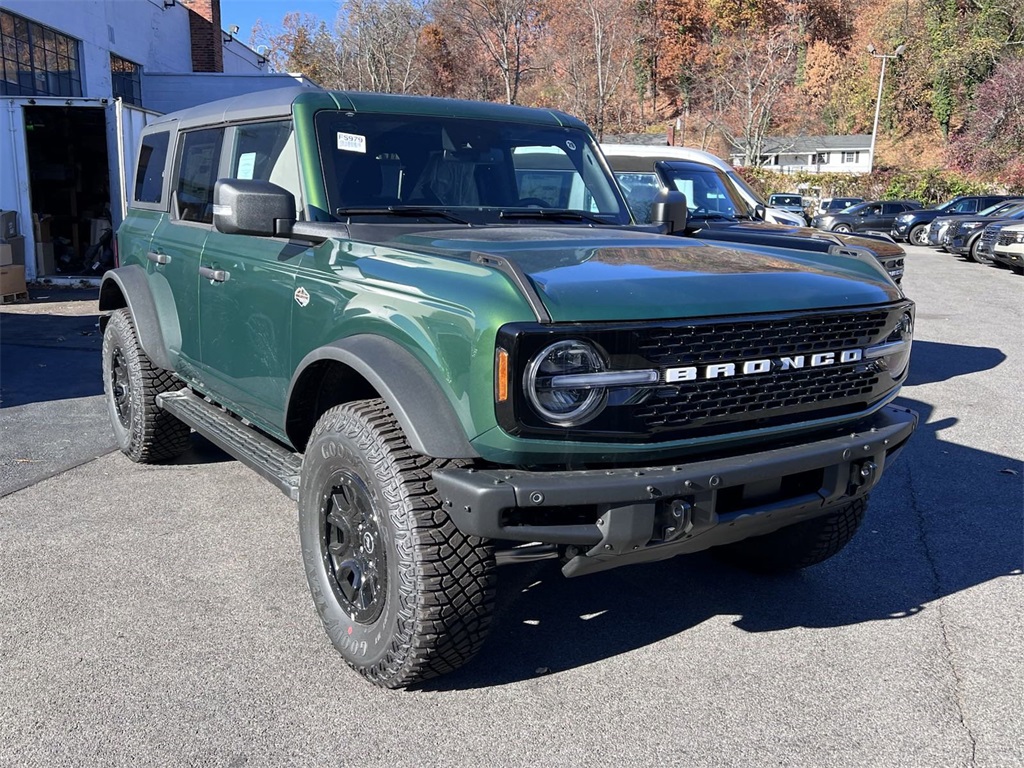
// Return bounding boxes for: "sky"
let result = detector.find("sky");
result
[219,0,340,46]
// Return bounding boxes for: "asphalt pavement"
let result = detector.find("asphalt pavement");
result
[0,251,1021,767]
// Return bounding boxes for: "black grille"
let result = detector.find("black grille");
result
[998,231,1017,246]
[979,226,1000,254]
[635,310,890,366]
[499,304,910,443]
[636,367,880,433]
[630,309,892,435]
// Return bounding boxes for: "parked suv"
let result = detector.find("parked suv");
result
[767,193,809,223]
[814,197,864,218]
[603,152,906,283]
[813,200,921,234]
[944,202,1024,262]
[992,223,1024,273]
[891,195,1012,245]
[601,144,806,226]
[100,88,916,688]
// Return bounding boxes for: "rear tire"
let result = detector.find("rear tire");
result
[832,223,852,233]
[713,497,867,574]
[102,308,191,463]
[298,399,496,688]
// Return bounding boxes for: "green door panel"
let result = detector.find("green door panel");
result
[198,231,300,431]
[147,217,206,374]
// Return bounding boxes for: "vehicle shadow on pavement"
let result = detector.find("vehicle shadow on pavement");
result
[419,392,1022,691]
[905,339,1006,386]
[0,312,103,407]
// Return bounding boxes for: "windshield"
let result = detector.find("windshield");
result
[661,163,751,219]
[770,195,802,206]
[313,111,630,225]
[980,200,1024,216]
[726,170,766,208]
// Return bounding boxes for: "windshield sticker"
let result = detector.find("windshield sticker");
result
[294,286,310,307]
[337,132,367,154]
[236,152,256,180]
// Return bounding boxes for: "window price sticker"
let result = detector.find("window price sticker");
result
[337,132,367,154]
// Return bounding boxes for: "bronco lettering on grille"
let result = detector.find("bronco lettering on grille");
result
[664,348,864,382]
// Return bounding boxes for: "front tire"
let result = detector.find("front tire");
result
[969,236,993,264]
[298,399,496,688]
[102,308,191,463]
[713,497,867,574]
[909,224,929,246]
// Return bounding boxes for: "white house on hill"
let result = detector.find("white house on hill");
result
[730,135,873,174]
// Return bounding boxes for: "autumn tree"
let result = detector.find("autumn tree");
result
[342,0,427,93]
[433,0,544,104]
[706,26,799,165]
[947,56,1024,175]
[542,0,635,137]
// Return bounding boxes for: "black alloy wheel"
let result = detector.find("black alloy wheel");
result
[320,470,388,624]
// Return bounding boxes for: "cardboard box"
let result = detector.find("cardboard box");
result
[36,242,55,275]
[33,213,52,243]
[0,235,25,266]
[0,210,18,239]
[0,265,26,296]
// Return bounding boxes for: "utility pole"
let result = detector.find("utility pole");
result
[867,44,906,172]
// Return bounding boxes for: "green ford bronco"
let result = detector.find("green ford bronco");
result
[100,87,917,688]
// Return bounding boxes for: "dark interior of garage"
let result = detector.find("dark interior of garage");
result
[23,105,114,277]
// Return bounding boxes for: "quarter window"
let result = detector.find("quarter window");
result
[0,9,82,97]
[133,131,171,205]
[176,128,224,224]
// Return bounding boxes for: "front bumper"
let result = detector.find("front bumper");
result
[434,405,917,578]
[994,243,1024,267]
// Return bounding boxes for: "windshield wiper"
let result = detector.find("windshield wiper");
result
[336,206,470,225]
[689,212,738,221]
[499,208,609,225]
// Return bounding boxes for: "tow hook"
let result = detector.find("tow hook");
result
[850,460,878,491]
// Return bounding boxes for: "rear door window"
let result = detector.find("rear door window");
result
[175,127,225,224]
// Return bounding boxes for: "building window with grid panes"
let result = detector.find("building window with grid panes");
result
[842,151,860,163]
[111,54,142,106]
[0,9,82,97]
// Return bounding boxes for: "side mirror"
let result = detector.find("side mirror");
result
[213,179,295,237]
[754,203,767,221]
[650,189,689,235]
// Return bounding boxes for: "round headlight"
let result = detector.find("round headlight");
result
[886,312,913,379]
[524,340,607,426]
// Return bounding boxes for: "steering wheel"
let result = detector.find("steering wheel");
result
[689,206,710,216]
[517,198,551,208]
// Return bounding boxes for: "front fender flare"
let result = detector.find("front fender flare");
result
[287,335,479,459]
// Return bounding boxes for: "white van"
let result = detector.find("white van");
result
[601,144,806,227]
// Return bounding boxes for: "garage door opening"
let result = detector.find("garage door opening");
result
[23,105,114,277]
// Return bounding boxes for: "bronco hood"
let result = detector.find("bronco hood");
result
[393,227,901,323]
[723,221,906,258]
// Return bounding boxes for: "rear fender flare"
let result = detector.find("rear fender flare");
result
[98,266,178,372]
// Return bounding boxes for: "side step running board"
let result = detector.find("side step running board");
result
[157,389,302,500]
